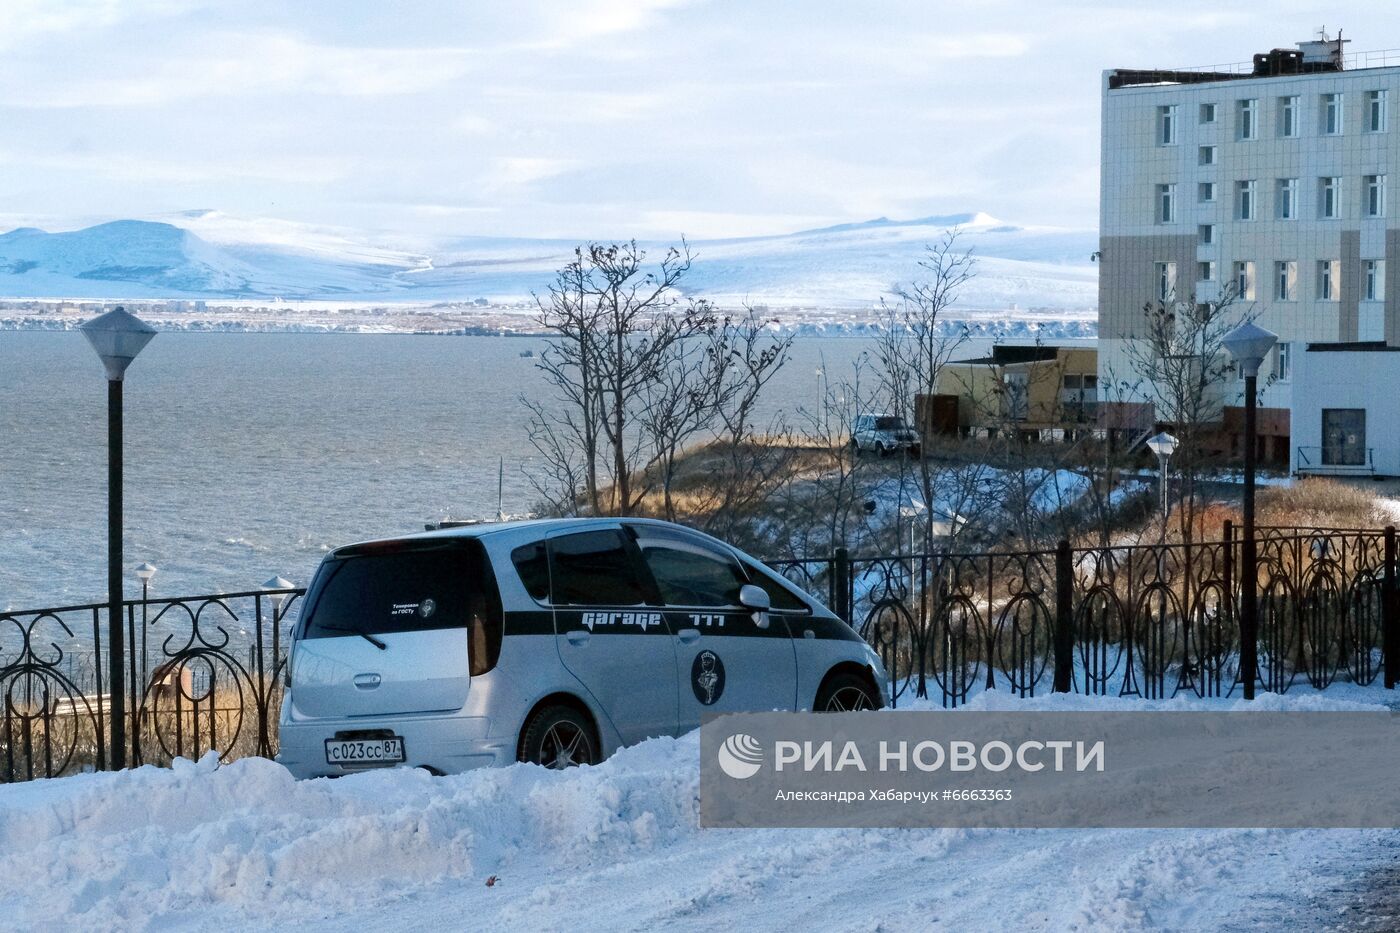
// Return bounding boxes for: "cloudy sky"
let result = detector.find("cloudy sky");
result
[2,0,1397,241]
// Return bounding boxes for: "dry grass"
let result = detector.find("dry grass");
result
[1255,478,1392,530]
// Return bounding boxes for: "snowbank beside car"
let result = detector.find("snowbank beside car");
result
[0,689,1394,931]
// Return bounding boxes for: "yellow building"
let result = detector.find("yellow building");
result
[930,345,1099,438]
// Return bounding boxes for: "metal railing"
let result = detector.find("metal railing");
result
[1,588,301,782]
[767,524,1398,709]
[4,524,1398,782]
[1296,446,1376,475]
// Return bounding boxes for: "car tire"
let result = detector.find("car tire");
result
[814,672,884,712]
[849,438,860,454]
[519,705,599,769]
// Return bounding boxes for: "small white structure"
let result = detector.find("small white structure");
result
[1291,343,1400,476]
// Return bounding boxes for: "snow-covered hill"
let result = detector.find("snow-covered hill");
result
[0,211,1096,311]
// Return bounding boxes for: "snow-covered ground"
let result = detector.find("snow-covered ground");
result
[2,687,1396,932]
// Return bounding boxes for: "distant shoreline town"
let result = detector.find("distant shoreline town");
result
[0,298,1098,340]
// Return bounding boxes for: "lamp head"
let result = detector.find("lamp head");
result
[1146,431,1180,459]
[1222,322,1278,379]
[263,575,295,609]
[135,562,157,583]
[79,307,156,381]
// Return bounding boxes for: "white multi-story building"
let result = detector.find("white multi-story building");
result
[1098,35,1400,474]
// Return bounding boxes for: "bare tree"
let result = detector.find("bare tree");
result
[1118,285,1255,543]
[525,241,715,516]
[525,251,603,512]
[874,231,975,551]
[688,311,796,537]
[759,354,882,557]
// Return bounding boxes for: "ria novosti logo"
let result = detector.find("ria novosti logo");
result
[717,733,764,779]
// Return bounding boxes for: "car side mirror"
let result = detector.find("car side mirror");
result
[739,584,772,629]
[739,584,771,612]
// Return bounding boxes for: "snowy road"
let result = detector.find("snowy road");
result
[2,689,1397,932]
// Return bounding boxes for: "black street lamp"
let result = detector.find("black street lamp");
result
[80,307,156,769]
[1223,321,1278,701]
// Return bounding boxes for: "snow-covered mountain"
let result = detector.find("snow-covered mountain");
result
[0,211,1097,310]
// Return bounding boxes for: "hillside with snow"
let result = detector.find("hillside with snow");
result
[0,211,1096,313]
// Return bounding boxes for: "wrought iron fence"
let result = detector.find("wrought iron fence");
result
[4,524,1397,783]
[0,588,301,782]
[767,523,1398,709]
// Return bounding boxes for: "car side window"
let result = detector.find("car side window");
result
[511,541,550,602]
[639,540,747,608]
[741,559,812,613]
[548,529,649,606]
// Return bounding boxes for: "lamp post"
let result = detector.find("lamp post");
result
[1223,322,1278,701]
[1145,432,1179,544]
[81,307,156,770]
[135,563,156,688]
[263,575,295,662]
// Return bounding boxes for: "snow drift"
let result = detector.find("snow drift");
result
[2,689,1390,931]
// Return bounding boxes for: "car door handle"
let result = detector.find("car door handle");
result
[566,629,590,646]
[677,628,701,645]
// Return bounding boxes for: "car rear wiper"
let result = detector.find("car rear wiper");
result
[315,624,387,650]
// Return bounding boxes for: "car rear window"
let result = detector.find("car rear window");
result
[302,539,503,674]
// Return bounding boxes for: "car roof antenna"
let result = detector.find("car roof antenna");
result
[497,456,505,523]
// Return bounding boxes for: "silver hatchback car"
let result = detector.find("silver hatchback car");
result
[277,518,888,777]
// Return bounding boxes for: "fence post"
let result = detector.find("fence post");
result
[1053,539,1074,693]
[1385,526,1397,689]
[833,548,851,626]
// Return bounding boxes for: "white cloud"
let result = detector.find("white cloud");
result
[0,0,199,51]
[486,157,575,190]
[0,0,1395,240]
[3,33,479,108]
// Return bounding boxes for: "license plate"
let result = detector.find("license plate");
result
[324,736,405,766]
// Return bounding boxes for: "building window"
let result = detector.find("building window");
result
[1158,105,1178,145]
[1365,259,1385,301]
[1237,99,1258,140]
[1274,342,1291,381]
[1320,177,1341,219]
[1156,261,1177,301]
[1200,102,1217,124]
[1198,181,1216,203]
[1367,89,1388,132]
[1365,174,1386,217]
[1275,260,1297,301]
[1199,260,1216,281]
[1236,180,1256,220]
[1157,183,1177,223]
[1322,93,1343,135]
[1318,259,1340,300]
[1279,95,1300,137]
[1233,261,1255,300]
[1199,224,1215,244]
[1276,178,1298,219]
[1199,145,1217,166]
[1322,409,1366,466]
